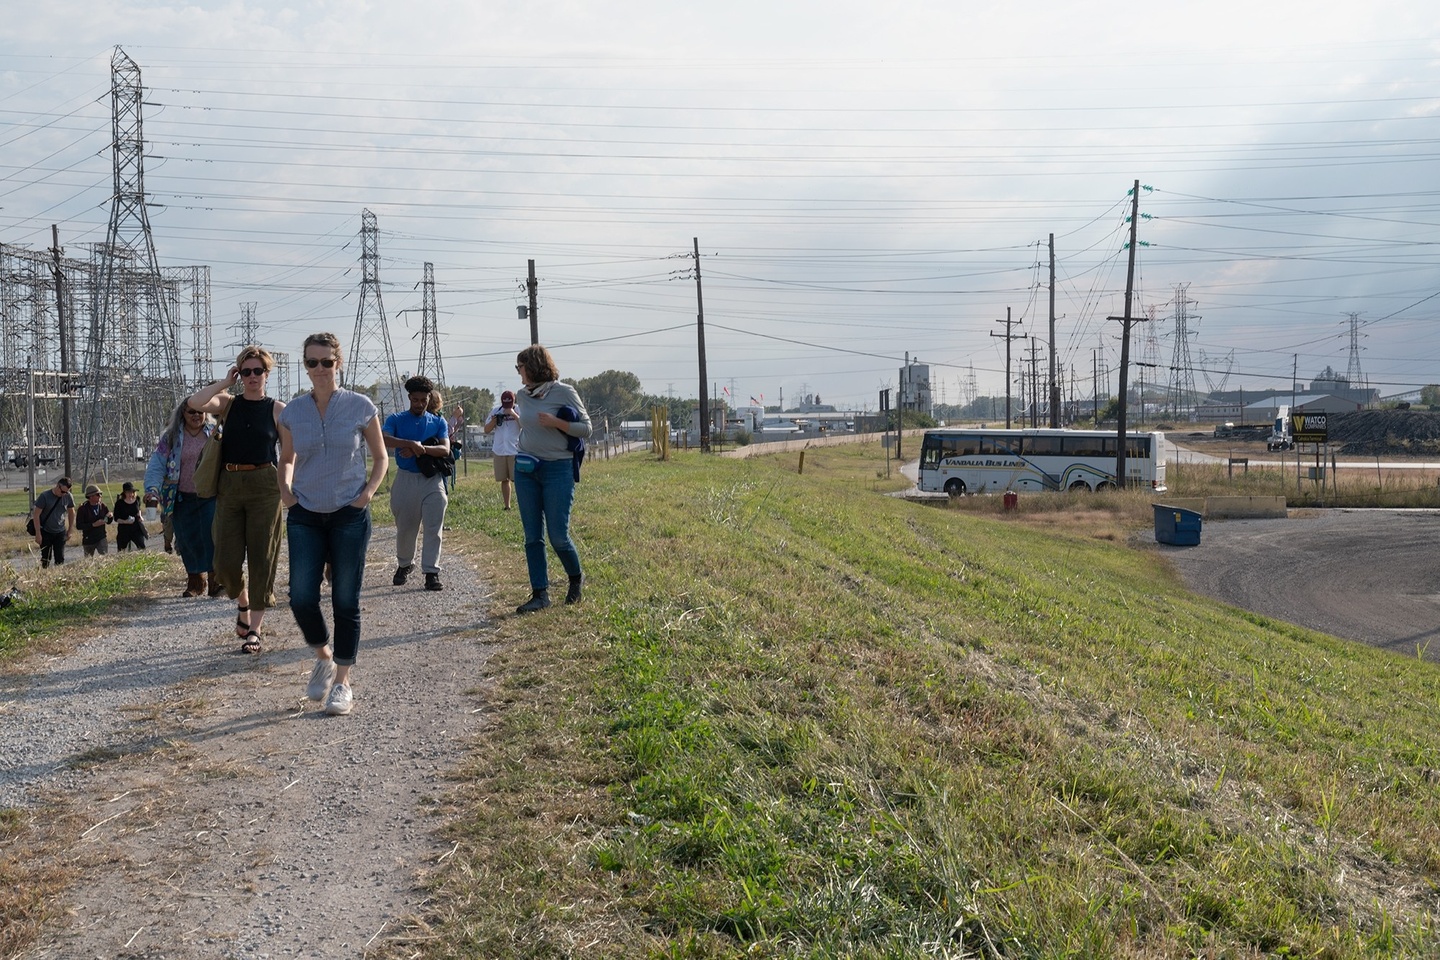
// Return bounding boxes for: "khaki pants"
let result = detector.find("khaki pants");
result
[211,465,283,610]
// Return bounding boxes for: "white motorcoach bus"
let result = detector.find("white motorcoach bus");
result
[918,428,1167,496]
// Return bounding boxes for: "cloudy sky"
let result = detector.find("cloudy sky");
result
[4,1,1440,410]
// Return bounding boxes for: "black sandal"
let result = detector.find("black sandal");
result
[239,630,262,654]
[235,605,251,639]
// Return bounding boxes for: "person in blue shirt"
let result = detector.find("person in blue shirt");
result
[381,375,451,591]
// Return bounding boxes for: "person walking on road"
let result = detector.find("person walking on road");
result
[189,346,286,653]
[76,485,111,557]
[145,400,221,597]
[484,390,520,510]
[382,375,451,592]
[277,332,388,716]
[512,345,591,613]
[31,477,76,568]
[112,481,148,552]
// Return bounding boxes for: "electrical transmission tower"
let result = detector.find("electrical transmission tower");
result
[80,46,186,481]
[416,262,446,386]
[1345,312,1365,387]
[347,209,401,415]
[234,302,260,351]
[1166,283,1199,419]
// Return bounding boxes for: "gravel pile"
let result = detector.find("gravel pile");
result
[0,526,501,958]
[1330,410,1440,456]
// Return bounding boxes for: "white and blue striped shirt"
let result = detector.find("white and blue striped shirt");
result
[279,389,378,513]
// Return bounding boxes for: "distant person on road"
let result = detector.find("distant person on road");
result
[112,481,147,551]
[31,477,76,568]
[447,402,465,492]
[76,484,112,557]
[382,375,451,592]
[145,400,220,597]
[512,346,591,613]
[484,390,520,510]
[277,332,388,716]
[190,346,286,654]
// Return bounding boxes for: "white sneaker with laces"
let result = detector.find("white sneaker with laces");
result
[324,682,353,716]
[307,656,336,701]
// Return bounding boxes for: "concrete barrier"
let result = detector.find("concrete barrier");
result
[1150,496,1287,519]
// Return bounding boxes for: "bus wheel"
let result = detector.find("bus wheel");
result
[1068,480,1091,492]
[944,478,966,498]
[1095,481,1116,492]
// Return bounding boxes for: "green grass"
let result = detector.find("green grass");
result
[411,444,1440,958]
[0,552,170,661]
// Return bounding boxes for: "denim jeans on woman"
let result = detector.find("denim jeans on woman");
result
[515,457,581,591]
[286,503,371,666]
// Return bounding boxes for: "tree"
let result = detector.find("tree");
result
[1420,384,1440,406]
[574,370,643,425]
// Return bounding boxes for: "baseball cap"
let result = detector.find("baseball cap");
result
[500,390,515,407]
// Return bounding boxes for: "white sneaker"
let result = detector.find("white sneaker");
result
[306,656,336,701]
[324,682,353,716]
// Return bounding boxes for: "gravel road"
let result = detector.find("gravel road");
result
[1160,509,1440,663]
[0,526,498,958]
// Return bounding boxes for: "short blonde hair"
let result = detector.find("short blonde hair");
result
[235,345,274,372]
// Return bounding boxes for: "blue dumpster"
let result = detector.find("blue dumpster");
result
[1153,504,1202,546]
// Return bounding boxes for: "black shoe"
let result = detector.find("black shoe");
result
[516,590,550,614]
[425,572,443,591]
[565,575,583,605]
[393,564,414,586]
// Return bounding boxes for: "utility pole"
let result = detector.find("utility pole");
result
[991,308,1022,429]
[694,238,710,453]
[1024,337,1042,429]
[1108,180,1144,489]
[526,259,538,344]
[1092,349,1100,425]
[1048,233,1059,428]
[49,225,73,479]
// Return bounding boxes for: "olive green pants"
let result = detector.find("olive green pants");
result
[211,465,283,610]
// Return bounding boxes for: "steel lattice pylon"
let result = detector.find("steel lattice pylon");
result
[416,262,446,387]
[1345,312,1365,388]
[80,47,186,482]
[347,209,402,416]
[1166,283,1200,419]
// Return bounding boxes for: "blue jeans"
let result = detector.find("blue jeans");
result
[286,504,371,666]
[172,492,216,574]
[515,457,581,591]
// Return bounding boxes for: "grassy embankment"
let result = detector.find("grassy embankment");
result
[410,442,1440,958]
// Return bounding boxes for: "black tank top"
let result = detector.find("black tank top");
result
[221,396,279,465]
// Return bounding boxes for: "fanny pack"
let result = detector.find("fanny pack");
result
[514,454,539,475]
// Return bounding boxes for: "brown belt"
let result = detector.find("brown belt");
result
[224,463,265,472]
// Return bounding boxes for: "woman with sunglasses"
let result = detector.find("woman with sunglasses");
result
[277,332,388,716]
[145,400,220,597]
[189,346,286,653]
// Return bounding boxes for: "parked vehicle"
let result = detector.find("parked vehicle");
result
[918,427,1167,496]
[1266,406,1293,451]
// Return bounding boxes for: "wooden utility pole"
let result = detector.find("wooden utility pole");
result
[990,308,1022,429]
[1024,337,1042,428]
[526,259,539,344]
[1093,348,1100,425]
[1109,180,1143,489]
[49,225,73,478]
[1048,233,1060,427]
[694,238,710,453]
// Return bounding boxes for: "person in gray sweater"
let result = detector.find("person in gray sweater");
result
[512,344,592,613]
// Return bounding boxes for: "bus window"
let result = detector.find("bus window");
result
[1025,435,1061,456]
[1126,436,1151,459]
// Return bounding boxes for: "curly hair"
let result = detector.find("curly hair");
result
[515,344,560,383]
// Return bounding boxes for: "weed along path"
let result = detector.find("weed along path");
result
[0,527,496,959]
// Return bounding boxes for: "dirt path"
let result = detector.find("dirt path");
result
[1,527,496,958]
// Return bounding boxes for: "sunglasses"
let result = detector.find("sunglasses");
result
[514,363,524,372]
[305,357,337,369]
[239,366,266,377]
[185,409,204,416]
[87,492,101,498]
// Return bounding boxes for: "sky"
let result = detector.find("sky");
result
[4,0,1440,412]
